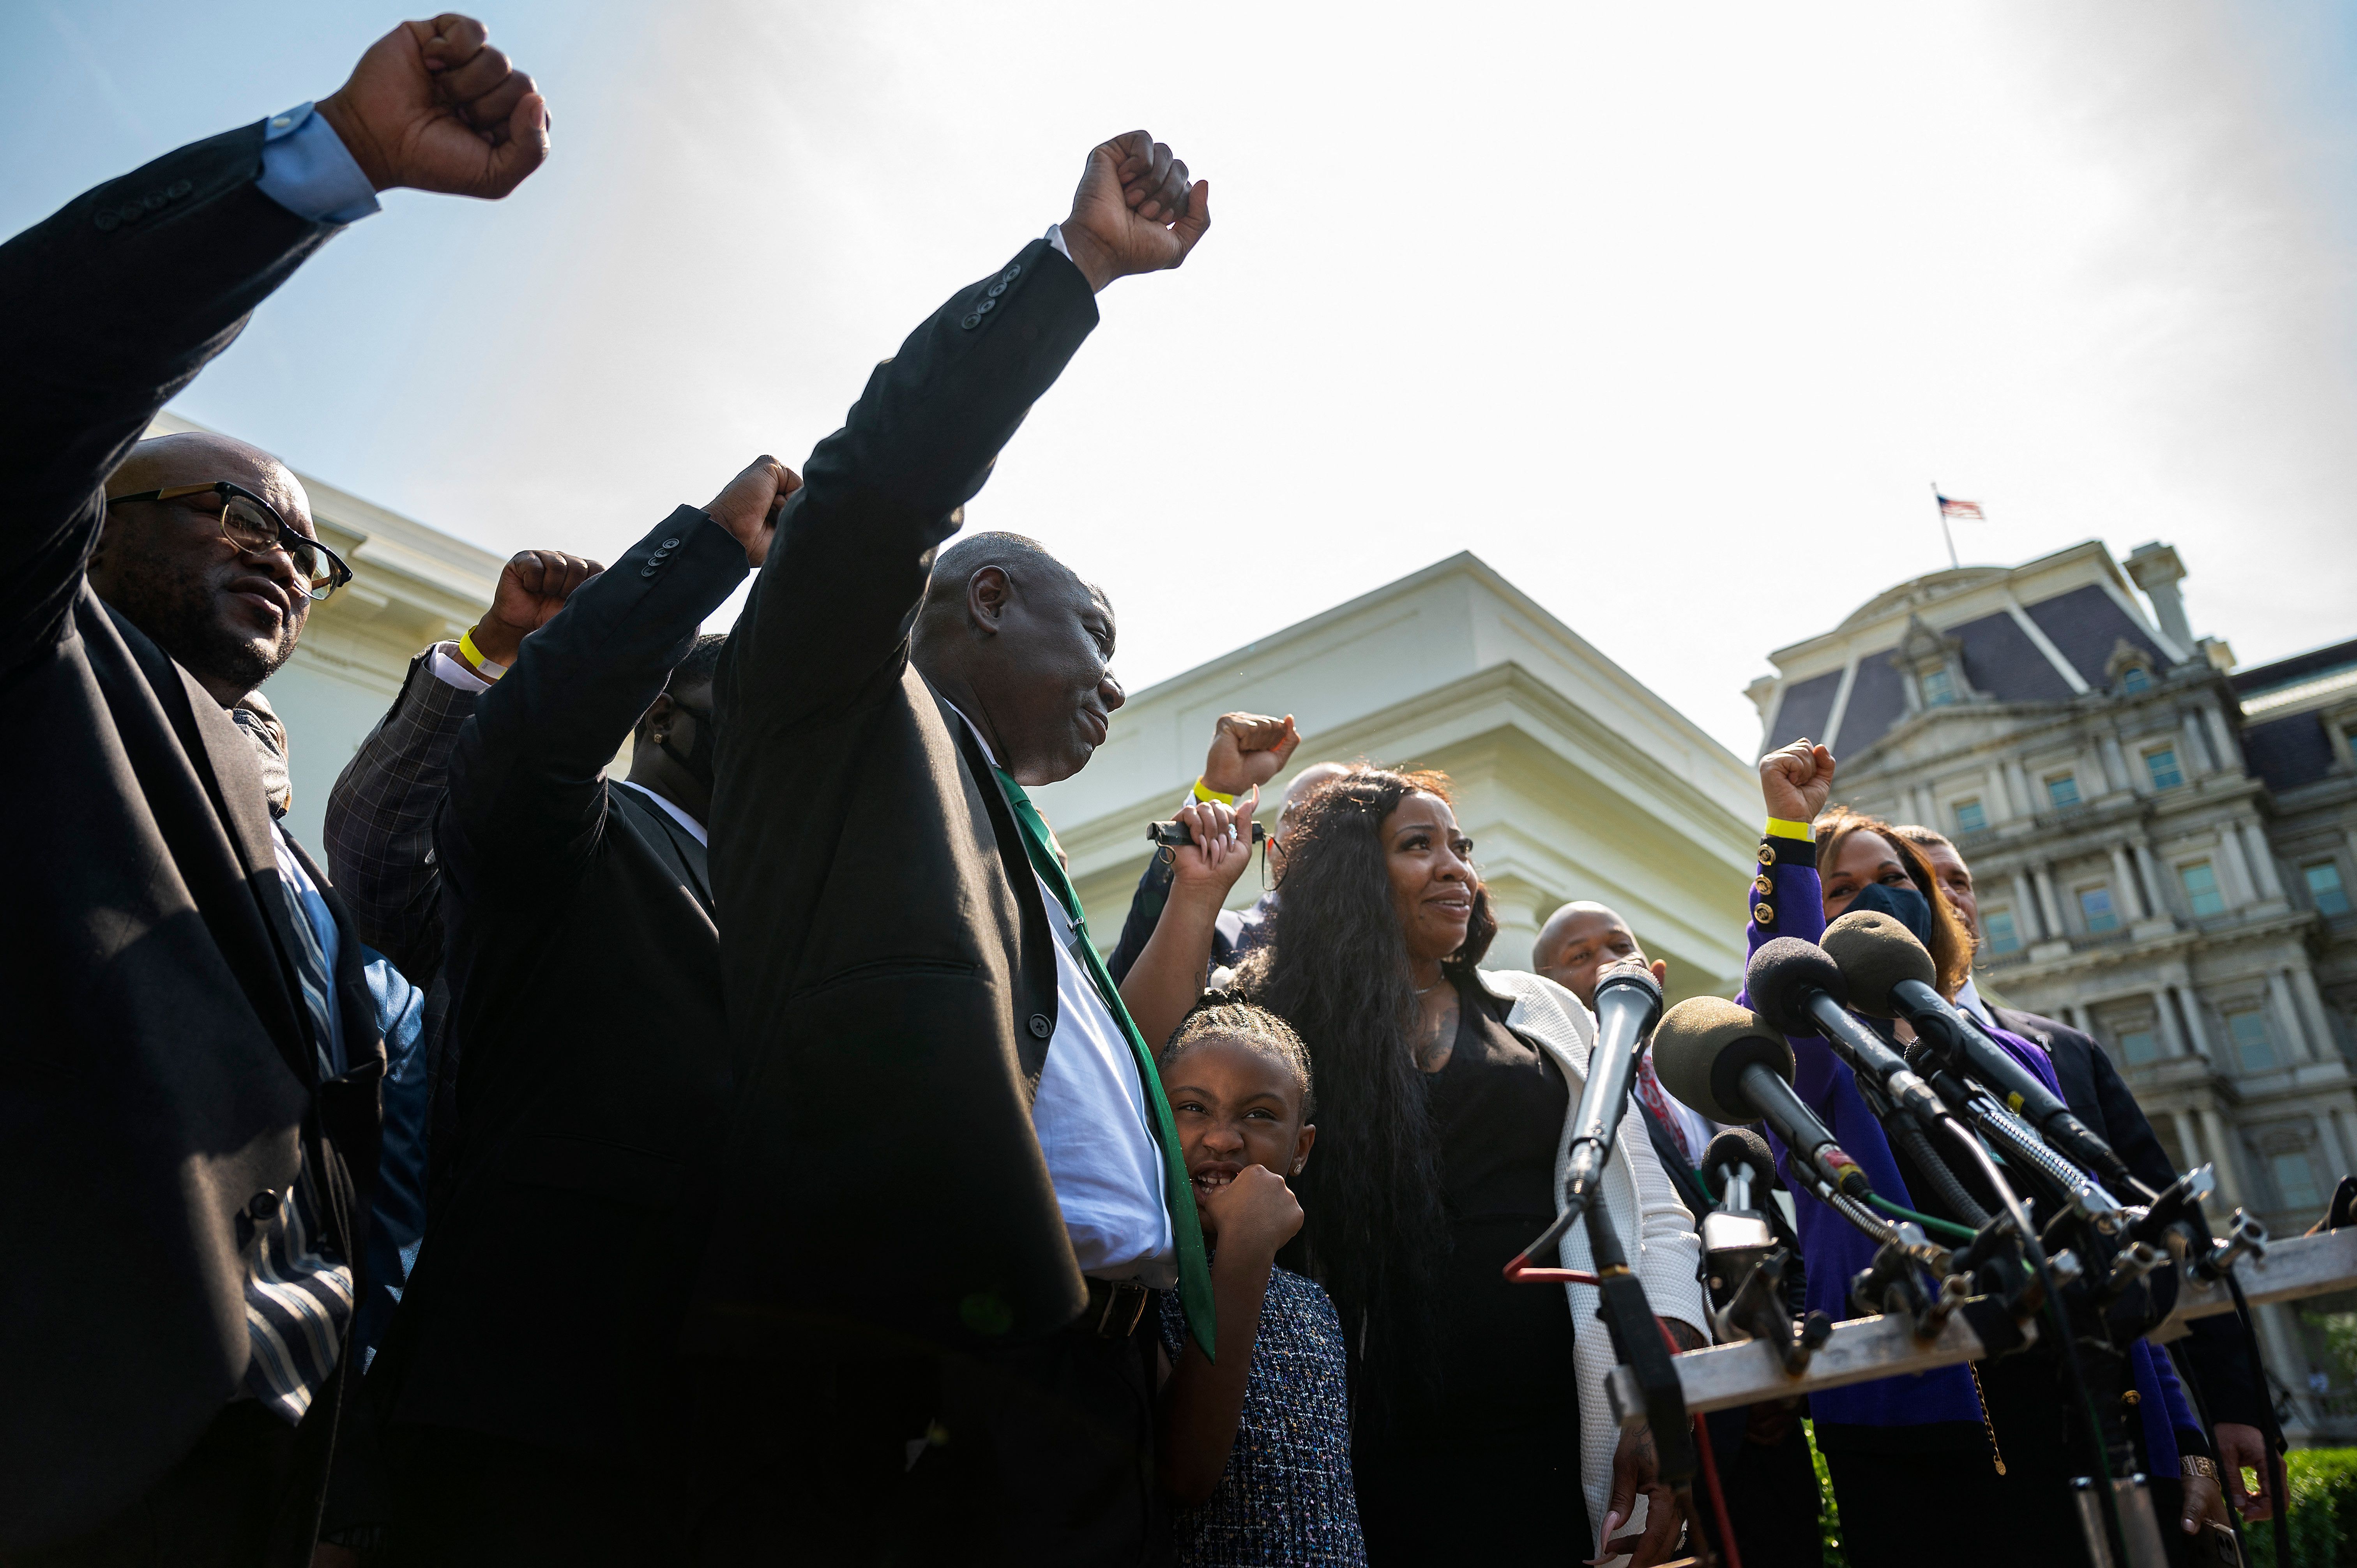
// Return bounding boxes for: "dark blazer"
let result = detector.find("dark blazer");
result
[379,508,746,1457]
[1992,1004,2267,1429]
[691,237,1101,1358]
[0,126,384,1551]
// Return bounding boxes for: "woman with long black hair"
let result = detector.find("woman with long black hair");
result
[1124,765,1708,1566]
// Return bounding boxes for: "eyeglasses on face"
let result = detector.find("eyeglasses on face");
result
[106,480,354,602]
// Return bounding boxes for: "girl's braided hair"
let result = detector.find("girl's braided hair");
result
[1161,992,1316,1120]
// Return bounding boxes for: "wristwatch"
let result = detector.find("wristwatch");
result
[2183,1455,2220,1481]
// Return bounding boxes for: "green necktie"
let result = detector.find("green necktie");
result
[993,767,1217,1360]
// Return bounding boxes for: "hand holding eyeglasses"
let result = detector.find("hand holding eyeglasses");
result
[315,14,550,200]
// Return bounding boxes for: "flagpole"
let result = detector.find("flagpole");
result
[1931,482,1959,570]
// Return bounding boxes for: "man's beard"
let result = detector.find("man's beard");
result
[111,556,299,694]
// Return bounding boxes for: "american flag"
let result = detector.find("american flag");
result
[1936,493,1985,522]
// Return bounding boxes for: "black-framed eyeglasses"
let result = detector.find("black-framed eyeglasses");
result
[107,480,354,602]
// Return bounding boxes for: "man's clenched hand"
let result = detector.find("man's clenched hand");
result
[1059,130,1211,292]
[703,456,802,569]
[315,14,549,198]
[467,549,601,664]
[1203,713,1301,797]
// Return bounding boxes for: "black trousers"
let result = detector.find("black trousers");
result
[690,1315,1162,1568]
[387,1423,679,1567]
[1699,1405,1823,1568]
[2,1402,322,1568]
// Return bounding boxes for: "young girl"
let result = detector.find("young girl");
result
[1157,999,1366,1567]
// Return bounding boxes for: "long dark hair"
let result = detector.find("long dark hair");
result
[1815,807,1974,997]
[1239,765,1495,1402]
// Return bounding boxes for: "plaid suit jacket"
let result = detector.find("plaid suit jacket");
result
[325,651,475,1220]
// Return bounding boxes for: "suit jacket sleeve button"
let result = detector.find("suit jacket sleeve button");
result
[975,297,996,315]
[986,280,1008,298]
[661,537,682,549]
[1003,262,1021,281]
[641,565,658,578]
[960,312,982,330]
[1028,1013,1052,1039]
[94,210,119,231]
[167,179,193,198]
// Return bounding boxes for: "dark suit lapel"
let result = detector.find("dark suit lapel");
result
[611,783,714,916]
[933,687,1058,1087]
[102,600,315,1087]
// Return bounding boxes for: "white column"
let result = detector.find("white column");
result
[1986,766,2011,822]
[2270,969,2317,1063]
[2133,842,2166,918]
[2293,966,2339,1060]
[2206,703,2241,774]
[2110,845,2147,920]
[2177,985,2217,1060]
[2033,864,2067,936]
[1910,785,1936,830]
[2334,1108,2357,1183]
[2218,828,2258,906]
[2154,988,2189,1058]
[2181,712,2214,775]
[2171,1109,2204,1180]
[2013,871,2045,941]
[2314,1115,2352,1188]
[2005,757,2035,816]
[2200,1106,2251,1208]
[2103,734,2132,793]
[2243,821,2286,901]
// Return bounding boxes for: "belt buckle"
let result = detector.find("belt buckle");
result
[1095,1280,1149,1338]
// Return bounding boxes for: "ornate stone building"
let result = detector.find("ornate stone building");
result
[1748,540,2357,1431]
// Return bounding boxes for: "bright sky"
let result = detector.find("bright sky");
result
[10,1,2354,759]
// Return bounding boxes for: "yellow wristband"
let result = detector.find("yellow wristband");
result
[457,627,508,682]
[1765,816,1814,841]
[1193,777,1237,806]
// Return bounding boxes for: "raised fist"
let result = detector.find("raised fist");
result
[315,14,550,199]
[1202,712,1300,797]
[1758,739,1836,826]
[703,455,802,569]
[1195,1162,1303,1256]
[469,548,601,664]
[1058,130,1212,292]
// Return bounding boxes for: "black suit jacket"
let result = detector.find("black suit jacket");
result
[1993,1005,2266,1429]
[378,509,746,1456]
[0,127,385,1550]
[691,237,1101,1358]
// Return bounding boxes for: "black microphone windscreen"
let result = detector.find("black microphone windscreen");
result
[1745,938,1848,1037]
[1819,909,1938,1020]
[1651,996,1793,1126]
[1703,1127,1777,1195]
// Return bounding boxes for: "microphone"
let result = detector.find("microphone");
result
[1744,938,1945,1125]
[1652,996,1871,1201]
[1703,1126,1779,1216]
[1820,910,2140,1195]
[1560,959,1665,1218]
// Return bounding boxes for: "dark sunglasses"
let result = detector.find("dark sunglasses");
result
[107,480,354,602]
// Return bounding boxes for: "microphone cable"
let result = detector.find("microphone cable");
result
[1935,1114,2127,1562]
[2221,1268,2293,1568]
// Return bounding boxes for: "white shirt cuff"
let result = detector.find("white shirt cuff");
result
[256,102,382,225]
[427,642,496,692]
[1045,223,1072,263]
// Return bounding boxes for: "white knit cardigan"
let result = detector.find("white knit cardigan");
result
[1476,967,1709,1562]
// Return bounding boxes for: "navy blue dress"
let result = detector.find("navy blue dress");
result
[1159,1265,1367,1566]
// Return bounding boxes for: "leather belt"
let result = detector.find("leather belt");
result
[1085,1277,1153,1338]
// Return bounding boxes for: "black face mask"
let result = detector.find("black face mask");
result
[1846,878,1934,948]
[658,697,716,791]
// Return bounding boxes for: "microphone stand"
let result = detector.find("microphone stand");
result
[1582,1199,1711,1568]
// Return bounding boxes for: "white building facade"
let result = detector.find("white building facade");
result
[1748,539,2357,1433]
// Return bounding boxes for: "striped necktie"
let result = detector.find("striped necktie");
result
[993,768,1218,1361]
[237,835,356,1423]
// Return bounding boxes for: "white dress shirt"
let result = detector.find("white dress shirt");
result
[1955,975,1998,1029]
[944,703,1174,1285]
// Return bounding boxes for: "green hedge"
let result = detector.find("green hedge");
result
[2242,1449,2357,1568]
[1805,1429,2357,1567]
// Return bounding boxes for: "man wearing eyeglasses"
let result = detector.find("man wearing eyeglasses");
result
[0,14,548,1565]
